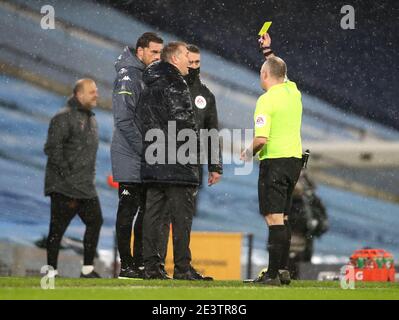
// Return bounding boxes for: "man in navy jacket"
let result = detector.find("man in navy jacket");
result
[111,32,163,279]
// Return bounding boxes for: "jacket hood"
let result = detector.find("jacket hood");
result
[114,46,145,73]
[142,61,183,87]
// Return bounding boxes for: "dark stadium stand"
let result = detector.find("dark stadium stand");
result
[103,0,399,130]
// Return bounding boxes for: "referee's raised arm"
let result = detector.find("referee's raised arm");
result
[259,33,275,60]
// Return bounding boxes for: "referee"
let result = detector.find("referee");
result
[241,56,303,286]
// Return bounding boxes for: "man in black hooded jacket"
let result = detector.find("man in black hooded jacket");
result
[44,79,102,278]
[138,42,212,280]
[184,44,223,184]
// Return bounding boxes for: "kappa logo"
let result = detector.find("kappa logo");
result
[121,189,131,196]
[122,76,131,81]
[255,115,266,128]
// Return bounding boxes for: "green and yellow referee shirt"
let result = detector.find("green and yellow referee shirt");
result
[254,80,302,160]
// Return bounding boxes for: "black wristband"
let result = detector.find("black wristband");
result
[259,46,272,53]
[264,50,274,57]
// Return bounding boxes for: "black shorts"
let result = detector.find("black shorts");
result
[258,157,302,216]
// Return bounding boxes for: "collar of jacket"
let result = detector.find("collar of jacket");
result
[184,73,201,87]
[67,96,95,116]
[128,47,146,71]
[162,61,183,76]
[143,61,185,86]
[114,46,146,73]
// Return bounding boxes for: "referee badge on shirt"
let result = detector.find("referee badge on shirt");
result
[255,115,266,128]
[195,95,207,109]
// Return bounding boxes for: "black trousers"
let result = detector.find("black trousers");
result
[159,191,199,264]
[159,169,204,262]
[115,183,146,268]
[143,185,197,273]
[47,193,103,269]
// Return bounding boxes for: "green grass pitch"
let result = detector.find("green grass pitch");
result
[0,277,398,300]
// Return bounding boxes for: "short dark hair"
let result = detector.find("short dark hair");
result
[135,32,163,50]
[161,41,187,62]
[187,44,200,54]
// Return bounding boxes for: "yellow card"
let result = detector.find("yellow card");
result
[258,21,272,36]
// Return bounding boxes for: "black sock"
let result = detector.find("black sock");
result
[279,220,292,270]
[267,225,287,278]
